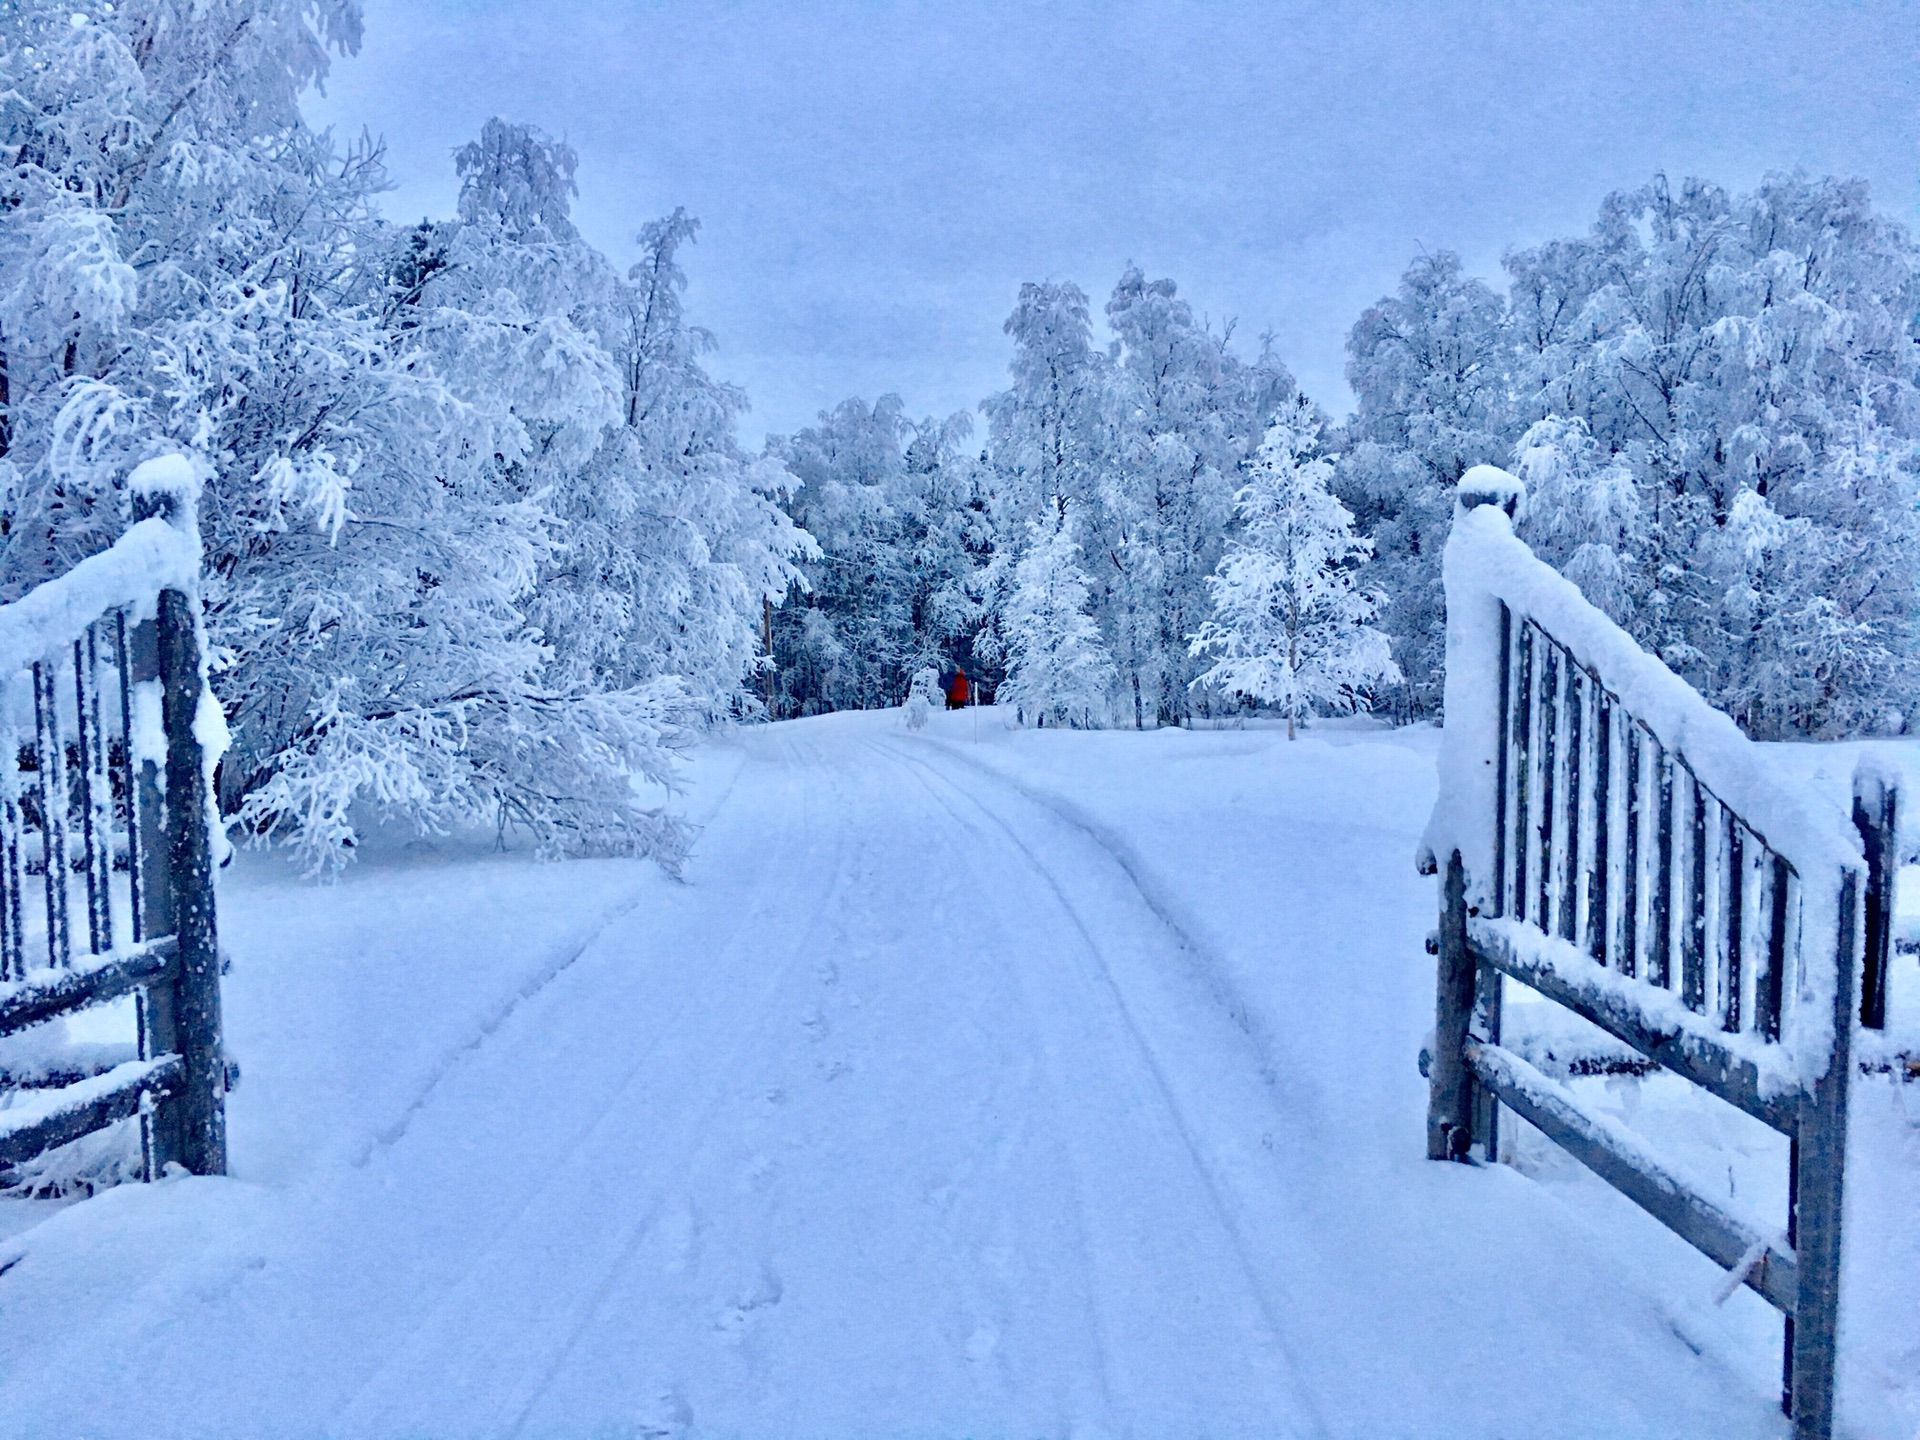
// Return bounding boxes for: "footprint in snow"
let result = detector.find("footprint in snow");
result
[713,1265,783,1342]
[629,1386,692,1438]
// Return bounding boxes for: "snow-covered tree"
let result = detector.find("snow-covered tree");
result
[770,396,988,716]
[1500,173,1920,736]
[1335,252,1514,719]
[1342,174,1920,739]
[999,512,1114,728]
[0,2,810,869]
[979,270,1291,727]
[1192,403,1398,739]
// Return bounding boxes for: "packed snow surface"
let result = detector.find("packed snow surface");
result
[0,711,1913,1438]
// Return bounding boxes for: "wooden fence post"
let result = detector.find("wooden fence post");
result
[132,482,226,1178]
[126,608,183,1175]
[1786,869,1855,1438]
[1428,851,1475,1160]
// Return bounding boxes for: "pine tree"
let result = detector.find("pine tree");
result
[1191,403,1398,739]
[1000,512,1114,729]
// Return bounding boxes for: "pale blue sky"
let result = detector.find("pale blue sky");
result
[304,1,1920,445]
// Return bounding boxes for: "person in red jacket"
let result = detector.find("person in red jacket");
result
[946,667,970,710]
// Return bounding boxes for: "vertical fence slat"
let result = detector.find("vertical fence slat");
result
[1561,649,1582,944]
[115,611,145,945]
[1622,723,1640,977]
[73,628,114,956]
[1514,624,1534,925]
[1493,603,1511,919]
[1856,777,1895,1031]
[1588,682,1611,965]
[1684,772,1708,1013]
[1538,637,1558,930]
[1759,856,1790,1043]
[31,660,71,969]
[0,746,22,983]
[1724,815,1744,1034]
[1651,740,1674,989]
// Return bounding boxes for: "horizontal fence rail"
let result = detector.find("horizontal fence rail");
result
[1424,467,1861,1440]
[0,457,225,1188]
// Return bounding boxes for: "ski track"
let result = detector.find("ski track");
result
[0,713,1810,1439]
[873,735,1330,1436]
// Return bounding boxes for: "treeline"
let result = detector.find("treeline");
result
[4,3,1917,875]
[774,174,1920,742]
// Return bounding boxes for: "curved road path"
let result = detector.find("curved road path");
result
[0,715,1786,1438]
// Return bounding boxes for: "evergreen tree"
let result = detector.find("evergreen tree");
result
[999,511,1114,728]
[1192,403,1398,739]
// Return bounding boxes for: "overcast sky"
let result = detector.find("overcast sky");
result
[303,1,1920,446]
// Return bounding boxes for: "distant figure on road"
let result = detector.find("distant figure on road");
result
[946,667,970,710]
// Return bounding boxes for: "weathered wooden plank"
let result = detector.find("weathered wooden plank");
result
[1514,624,1534,924]
[1684,773,1708,1012]
[125,606,182,1172]
[1652,740,1674,988]
[1588,682,1611,966]
[1428,852,1476,1161]
[31,660,70,969]
[1465,1039,1797,1313]
[1493,602,1511,918]
[1785,873,1855,1439]
[1759,856,1789,1043]
[1561,651,1582,944]
[1724,816,1744,1034]
[1855,777,1895,1031]
[1538,639,1558,928]
[0,1053,182,1171]
[156,584,227,1177]
[1466,920,1800,1135]
[0,936,179,1037]
[1622,722,1640,977]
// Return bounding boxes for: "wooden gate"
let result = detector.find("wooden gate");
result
[1423,467,1874,1440]
[0,455,226,1184]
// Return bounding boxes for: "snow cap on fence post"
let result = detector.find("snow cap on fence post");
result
[1455,464,1525,522]
[1420,465,1527,901]
[127,453,203,537]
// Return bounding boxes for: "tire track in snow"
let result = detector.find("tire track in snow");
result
[873,736,1331,1439]
[911,731,1330,1143]
[873,743,1124,1432]
[496,732,871,1437]
[335,729,869,1437]
[346,738,756,1171]
[348,885,658,1168]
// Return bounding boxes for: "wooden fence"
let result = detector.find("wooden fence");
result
[1424,467,1873,1440]
[0,457,225,1183]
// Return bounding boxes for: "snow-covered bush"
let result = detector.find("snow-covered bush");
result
[903,667,941,730]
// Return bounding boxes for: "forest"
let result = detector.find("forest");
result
[4,1,1917,870]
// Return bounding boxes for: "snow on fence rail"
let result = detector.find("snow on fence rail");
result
[1420,466,1886,1440]
[0,455,226,1182]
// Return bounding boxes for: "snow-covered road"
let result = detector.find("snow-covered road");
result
[0,711,1891,1437]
